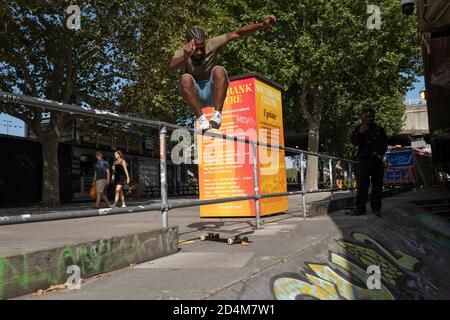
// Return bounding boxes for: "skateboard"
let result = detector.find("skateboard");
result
[199,228,253,245]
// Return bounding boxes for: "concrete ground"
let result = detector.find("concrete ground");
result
[0,191,345,257]
[9,187,450,300]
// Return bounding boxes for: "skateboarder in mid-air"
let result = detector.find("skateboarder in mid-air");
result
[169,15,277,131]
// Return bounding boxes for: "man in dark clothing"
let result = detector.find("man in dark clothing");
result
[351,108,388,216]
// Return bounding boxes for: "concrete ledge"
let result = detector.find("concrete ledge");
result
[307,188,405,217]
[308,196,356,217]
[0,226,178,300]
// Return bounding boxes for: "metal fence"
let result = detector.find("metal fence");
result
[0,91,357,228]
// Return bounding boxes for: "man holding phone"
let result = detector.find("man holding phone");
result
[351,108,388,216]
[169,15,276,131]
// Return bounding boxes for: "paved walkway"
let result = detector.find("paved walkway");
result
[10,188,450,300]
[0,191,346,257]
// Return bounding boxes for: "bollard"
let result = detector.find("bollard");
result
[159,125,168,228]
[251,142,262,230]
[300,153,307,218]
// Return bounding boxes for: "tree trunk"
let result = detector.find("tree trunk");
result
[299,84,324,191]
[39,133,61,207]
[305,122,320,191]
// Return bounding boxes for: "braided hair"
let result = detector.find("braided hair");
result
[186,26,206,42]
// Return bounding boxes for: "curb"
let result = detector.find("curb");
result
[0,226,179,300]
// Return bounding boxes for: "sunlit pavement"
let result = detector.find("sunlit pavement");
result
[11,188,450,300]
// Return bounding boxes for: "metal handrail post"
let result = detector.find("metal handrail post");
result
[329,158,334,200]
[251,141,262,230]
[159,125,169,228]
[348,162,353,196]
[393,168,397,191]
[300,153,307,218]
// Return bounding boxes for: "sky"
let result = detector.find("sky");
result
[0,113,26,137]
[405,76,425,101]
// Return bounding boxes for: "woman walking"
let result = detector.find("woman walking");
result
[335,160,344,189]
[112,150,130,208]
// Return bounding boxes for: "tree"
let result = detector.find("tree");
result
[122,0,226,124]
[205,0,421,190]
[130,0,421,191]
[0,0,141,206]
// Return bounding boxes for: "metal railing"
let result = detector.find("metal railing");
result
[0,91,357,227]
[404,99,427,106]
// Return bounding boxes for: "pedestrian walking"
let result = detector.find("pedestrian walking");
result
[111,150,130,208]
[335,160,344,189]
[350,108,388,216]
[92,151,110,208]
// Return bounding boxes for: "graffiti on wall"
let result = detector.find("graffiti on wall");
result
[0,232,169,299]
[271,232,439,300]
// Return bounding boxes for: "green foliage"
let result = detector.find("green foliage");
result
[0,0,143,205]
[1,0,422,151]
[129,0,421,155]
[0,0,141,123]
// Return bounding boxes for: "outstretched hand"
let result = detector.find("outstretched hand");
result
[263,14,277,29]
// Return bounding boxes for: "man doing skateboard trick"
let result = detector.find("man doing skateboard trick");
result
[169,15,277,131]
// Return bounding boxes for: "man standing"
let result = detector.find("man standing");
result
[169,15,277,131]
[92,151,110,208]
[351,108,388,216]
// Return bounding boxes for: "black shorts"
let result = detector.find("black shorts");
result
[115,178,125,187]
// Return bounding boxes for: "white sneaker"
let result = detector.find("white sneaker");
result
[196,115,211,131]
[209,111,222,129]
[122,204,127,208]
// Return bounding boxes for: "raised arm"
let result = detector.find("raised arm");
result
[169,40,195,72]
[226,14,276,42]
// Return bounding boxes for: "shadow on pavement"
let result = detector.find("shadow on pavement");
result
[237,188,450,300]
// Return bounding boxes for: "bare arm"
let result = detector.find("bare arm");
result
[92,171,96,186]
[226,14,276,42]
[169,55,187,72]
[123,160,130,183]
[169,40,195,72]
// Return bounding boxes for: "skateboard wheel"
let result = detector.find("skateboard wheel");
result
[227,239,234,245]
[200,235,206,241]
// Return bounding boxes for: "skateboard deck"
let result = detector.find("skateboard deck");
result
[198,228,254,245]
